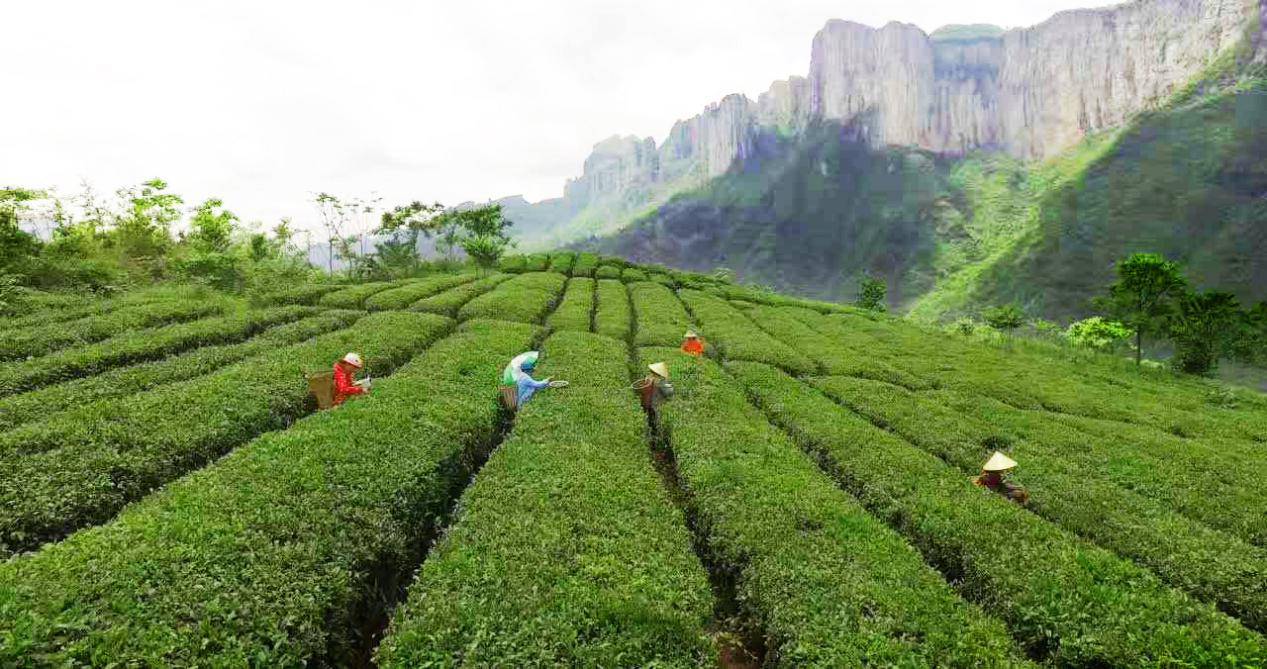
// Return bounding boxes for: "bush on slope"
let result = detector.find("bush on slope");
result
[678,290,815,375]
[0,306,317,397]
[410,273,512,316]
[728,361,1267,666]
[545,278,594,332]
[458,272,566,324]
[0,320,539,666]
[362,274,475,311]
[637,347,1029,667]
[0,312,452,556]
[593,279,632,340]
[0,299,229,361]
[379,332,713,667]
[0,310,364,433]
[630,282,693,347]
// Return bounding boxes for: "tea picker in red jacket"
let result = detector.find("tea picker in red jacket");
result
[333,352,371,406]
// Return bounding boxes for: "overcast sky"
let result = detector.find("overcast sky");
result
[3,1,1112,232]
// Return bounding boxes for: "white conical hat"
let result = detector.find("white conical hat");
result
[342,352,364,368]
[981,451,1017,472]
[648,362,670,379]
[683,330,699,339]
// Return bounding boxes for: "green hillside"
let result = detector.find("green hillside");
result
[1,258,1266,666]
[591,69,1267,323]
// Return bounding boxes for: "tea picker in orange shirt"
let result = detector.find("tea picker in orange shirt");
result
[332,352,371,406]
[680,330,705,357]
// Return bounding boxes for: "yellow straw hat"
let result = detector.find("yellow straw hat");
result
[981,451,1018,472]
[648,362,670,379]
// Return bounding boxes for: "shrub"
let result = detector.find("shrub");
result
[0,320,540,665]
[640,349,1028,666]
[0,299,228,361]
[363,274,475,311]
[0,312,454,556]
[411,274,511,316]
[0,310,364,432]
[1065,316,1131,351]
[983,304,1026,333]
[594,280,632,340]
[621,267,647,283]
[458,272,566,324]
[569,253,598,277]
[545,278,594,333]
[678,290,815,375]
[546,251,576,275]
[523,253,550,271]
[497,254,527,273]
[594,265,621,280]
[379,333,712,666]
[0,306,316,397]
[729,361,1267,666]
[630,282,692,347]
[856,274,887,311]
[318,280,409,309]
[249,284,341,306]
[813,374,1267,632]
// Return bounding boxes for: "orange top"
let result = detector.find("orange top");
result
[681,339,705,357]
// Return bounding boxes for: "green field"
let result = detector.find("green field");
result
[1,259,1266,667]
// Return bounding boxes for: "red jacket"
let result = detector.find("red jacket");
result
[681,339,704,357]
[333,362,365,406]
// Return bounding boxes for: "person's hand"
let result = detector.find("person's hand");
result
[544,378,552,384]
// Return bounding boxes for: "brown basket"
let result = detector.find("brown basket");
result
[499,385,518,411]
[307,371,335,409]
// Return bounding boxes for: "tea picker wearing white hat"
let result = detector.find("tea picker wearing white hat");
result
[973,451,1030,505]
[332,352,370,406]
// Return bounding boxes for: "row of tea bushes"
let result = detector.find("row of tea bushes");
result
[0,312,453,556]
[0,299,229,361]
[0,306,317,397]
[630,282,693,348]
[0,320,540,665]
[640,348,1029,666]
[594,279,632,340]
[378,332,713,666]
[678,290,815,375]
[458,272,566,324]
[410,273,512,316]
[728,361,1267,666]
[545,278,594,333]
[363,274,476,311]
[0,310,364,432]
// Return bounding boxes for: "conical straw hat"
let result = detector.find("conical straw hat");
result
[683,330,699,339]
[981,451,1017,472]
[648,362,670,379]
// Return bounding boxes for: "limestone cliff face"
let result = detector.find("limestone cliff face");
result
[516,0,1263,245]
[808,0,1259,158]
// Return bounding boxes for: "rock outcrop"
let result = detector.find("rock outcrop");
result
[510,0,1263,245]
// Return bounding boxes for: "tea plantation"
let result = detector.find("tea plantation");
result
[1,257,1266,667]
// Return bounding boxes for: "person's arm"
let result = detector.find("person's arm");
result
[334,367,365,396]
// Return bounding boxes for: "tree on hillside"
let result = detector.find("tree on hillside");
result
[176,198,241,290]
[1099,253,1188,366]
[983,303,1025,334]
[0,188,45,274]
[856,274,887,312]
[1168,290,1243,374]
[378,200,456,274]
[116,179,182,264]
[433,204,514,273]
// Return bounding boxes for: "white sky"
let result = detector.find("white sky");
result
[2,1,1112,232]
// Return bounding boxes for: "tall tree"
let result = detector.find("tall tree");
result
[856,274,887,312]
[434,204,514,272]
[1100,253,1188,365]
[1168,290,1243,374]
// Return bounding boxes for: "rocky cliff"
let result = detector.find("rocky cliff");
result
[516,0,1259,237]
